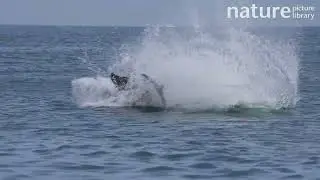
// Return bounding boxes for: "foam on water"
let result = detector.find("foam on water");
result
[72,24,299,111]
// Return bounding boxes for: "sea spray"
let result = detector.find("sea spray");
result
[72,25,299,111]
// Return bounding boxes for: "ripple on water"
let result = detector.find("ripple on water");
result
[142,166,182,173]
[302,156,319,165]
[3,174,30,180]
[130,151,156,160]
[182,174,215,179]
[52,162,105,171]
[0,152,16,157]
[55,144,100,151]
[189,162,217,170]
[216,168,268,178]
[282,174,304,179]
[273,167,296,174]
[33,148,50,155]
[201,153,256,165]
[80,150,109,157]
[162,152,202,161]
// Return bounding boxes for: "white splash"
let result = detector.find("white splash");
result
[72,25,299,111]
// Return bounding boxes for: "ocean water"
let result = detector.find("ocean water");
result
[0,25,319,180]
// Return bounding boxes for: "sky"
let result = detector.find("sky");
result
[0,0,197,26]
[0,0,319,26]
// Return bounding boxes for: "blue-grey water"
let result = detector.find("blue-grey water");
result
[0,25,319,180]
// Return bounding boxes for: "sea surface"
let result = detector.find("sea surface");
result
[0,25,319,180]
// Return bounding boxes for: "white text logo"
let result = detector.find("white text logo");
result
[227,4,316,20]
